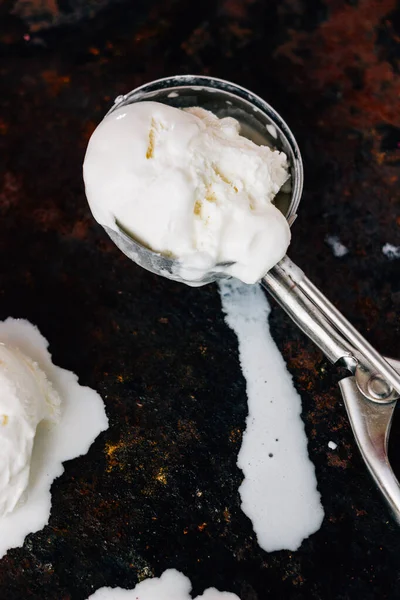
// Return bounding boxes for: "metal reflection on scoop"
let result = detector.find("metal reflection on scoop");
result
[98,75,400,523]
[105,222,232,287]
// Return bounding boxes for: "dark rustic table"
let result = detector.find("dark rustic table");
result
[0,1,399,599]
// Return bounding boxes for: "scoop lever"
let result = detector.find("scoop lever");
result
[339,359,400,524]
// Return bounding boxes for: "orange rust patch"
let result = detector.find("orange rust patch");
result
[197,522,207,532]
[355,295,379,329]
[41,70,71,96]
[32,207,64,232]
[220,0,254,19]
[82,120,97,143]
[227,22,253,43]
[229,427,242,443]
[104,440,125,473]
[0,119,8,135]
[12,0,60,32]
[292,575,305,587]
[177,419,201,442]
[71,220,90,240]
[327,453,350,469]
[182,26,212,57]
[0,172,21,210]
[275,0,399,129]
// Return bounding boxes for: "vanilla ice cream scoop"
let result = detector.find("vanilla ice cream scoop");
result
[83,101,291,284]
[0,343,61,517]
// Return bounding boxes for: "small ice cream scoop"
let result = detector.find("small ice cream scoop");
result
[84,101,291,285]
[83,75,400,523]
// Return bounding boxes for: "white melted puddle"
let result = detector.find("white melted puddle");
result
[87,569,240,599]
[0,318,109,559]
[218,280,324,552]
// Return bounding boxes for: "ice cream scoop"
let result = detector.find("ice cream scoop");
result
[0,343,61,517]
[83,75,400,524]
[84,102,291,285]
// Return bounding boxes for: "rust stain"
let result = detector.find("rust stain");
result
[177,419,201,441]
[283,342,322,392]
[283,341,320,372]
[71,220,90,240]
[369,128,400,168]
[82,120,97,143]
[227,22,253,44]
[229,427,242,443]
[0,172,21,211]
[220,0,255,20]
[104,440,125,473]
[1,415,8,426]
[327,453,350,469]
[154,467,168,485]
[0,119,8,135]
[12,0,59,32]
[355,295,380,330]
[41,70,71,96]
[276,0,399,129]
[134,25,160,43]
[197,522,207,532]
[182,26,211,57]
[292,575,305,587]
[32,207,64,232]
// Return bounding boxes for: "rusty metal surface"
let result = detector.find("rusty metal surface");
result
[0,0,399,598]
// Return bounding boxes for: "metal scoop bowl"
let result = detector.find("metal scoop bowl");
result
[102,75,400,522]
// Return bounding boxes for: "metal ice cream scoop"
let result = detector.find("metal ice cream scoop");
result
[101,75,400,523]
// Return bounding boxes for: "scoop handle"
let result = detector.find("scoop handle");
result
[261,256,400,401]
[261,256,400,523]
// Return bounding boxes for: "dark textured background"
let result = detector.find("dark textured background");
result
[0,1,399,598]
